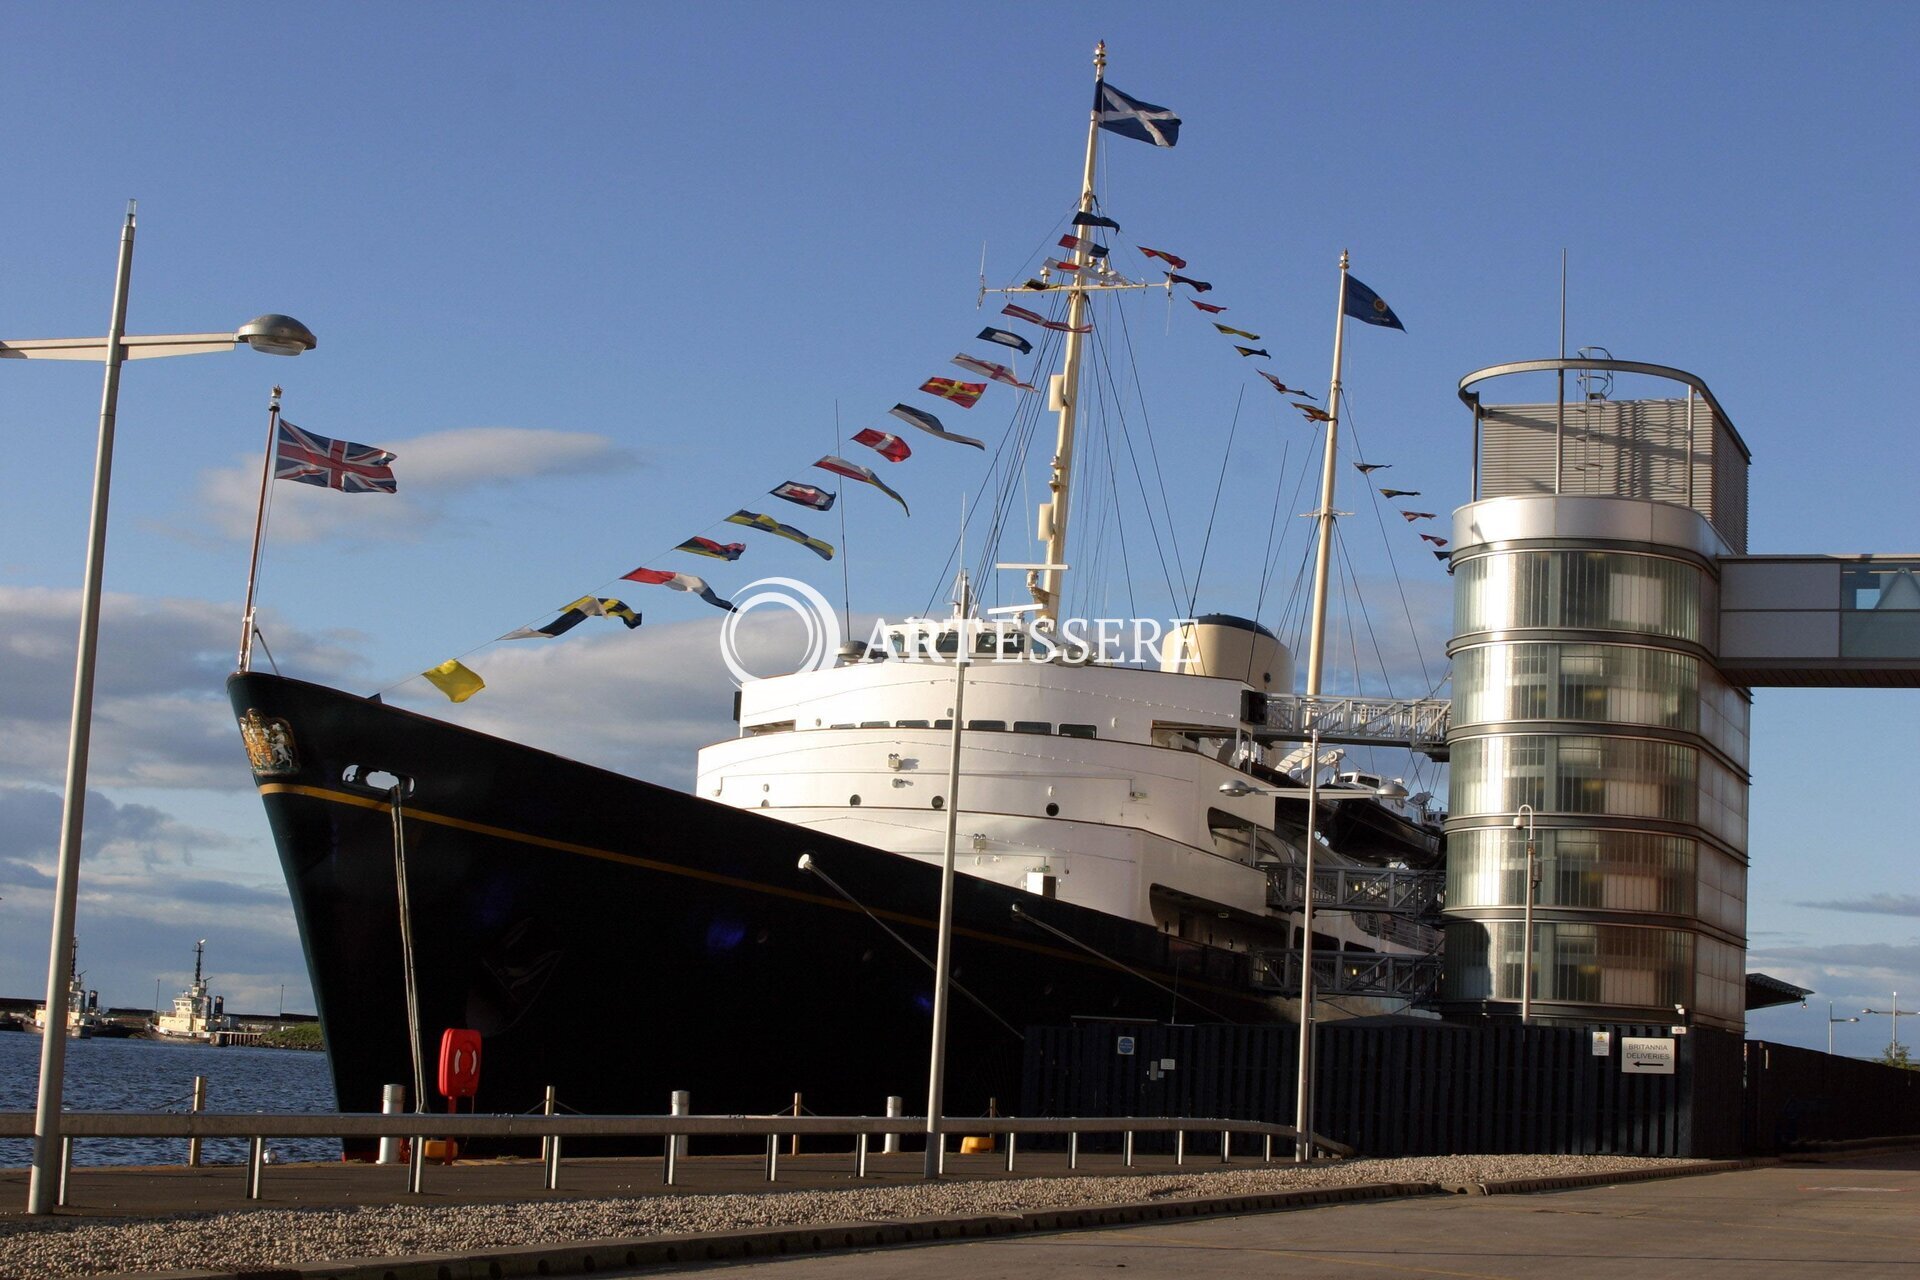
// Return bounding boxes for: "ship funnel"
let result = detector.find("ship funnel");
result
[1158,614,1292,692]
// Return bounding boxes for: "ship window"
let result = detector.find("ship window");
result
[1013,720,1051,734]
[849,795,861,806]
[931,796,944,810]
[967,720,1006,731]
[935,633,960,654]
[1058,723,1098,739]
[1045,802,1060,816]
[830,723,854,729]
[934,719,954,729]
[897,719,930,729]
[860,720,889,728]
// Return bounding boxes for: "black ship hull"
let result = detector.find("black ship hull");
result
[230,672,1275,1128]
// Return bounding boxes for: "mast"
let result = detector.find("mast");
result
[1029,41,1107,630]
[1303,251,1351,696]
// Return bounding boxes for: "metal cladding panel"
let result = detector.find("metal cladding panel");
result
[1479,400,1745,553]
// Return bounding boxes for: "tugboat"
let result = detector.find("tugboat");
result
[29,945,108,1038]
[152,939,236,1042]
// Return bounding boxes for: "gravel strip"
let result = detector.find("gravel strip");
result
[0,1155,1702,1277]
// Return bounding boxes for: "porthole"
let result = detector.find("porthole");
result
[1045,802,1059,817]
[931,796,945,810]
[849,795,861,806]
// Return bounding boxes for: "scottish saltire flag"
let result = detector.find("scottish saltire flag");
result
[952,354,1035,390]
[677,536,747,561]
[422,658,484,702]
[725,510,836,560]
[622,567,736,611]
[1095,81,1181,147]
[919,377,987,408]
[889,403,983,450]
[1232,346,1270,359]
[852,428,911,462]
[1344,275,1406,331]
[1167,273,1212,293]
[770,481,836,511]
[1073,211,1121,231]
[815,455,910,515]
[499,595,641,640]
[1056,234,1109,259]
[275,421,397,493]
[1001,303,1091,334]
[1138,246,1187,269]
[1214,324,1260,340]
[976,327,1033,355]
[1189,299,1228,314]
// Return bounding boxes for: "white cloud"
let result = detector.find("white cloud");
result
[187,426,640,544]
[0,587,366,789]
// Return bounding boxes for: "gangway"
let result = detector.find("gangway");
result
[1255,695,1450,758]
[1264,863,1445,916]
[1251,948,1441,1001]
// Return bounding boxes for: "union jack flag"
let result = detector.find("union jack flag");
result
[275,421,397,493]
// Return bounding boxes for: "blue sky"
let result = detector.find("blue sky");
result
[0,3,1914,1056]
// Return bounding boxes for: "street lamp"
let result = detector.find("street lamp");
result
[1827,1002,1859,1056]
[9,203,315,1216]
[1218,735,1392,1162]
[1512,805,1539,1024]
[1862,992,1916,1057]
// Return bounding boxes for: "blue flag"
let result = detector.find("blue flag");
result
[1094,81,1181,148]
[1343,275,1405,331]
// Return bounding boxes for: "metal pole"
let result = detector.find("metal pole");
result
[1304,256,1350,696]
[1556,249,1566,495]
[1294,722,1321,1160]
[237,387,283,670]
[883,1095,901,1154]
[790,1092,801,1157]
[247,1137,265,1200]
[389,784,427,1127]
[668,1089,688,1165]
[922,614,969,1179]
[187,1075,206,1167]
[28,203,136,1217]
[58,1137,71,1208]
[1068,1130,1078,1169]
[1518,805,1538,1025]
[378,1084,405,1164]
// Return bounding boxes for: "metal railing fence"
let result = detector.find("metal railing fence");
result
[0,1110,1351,1207]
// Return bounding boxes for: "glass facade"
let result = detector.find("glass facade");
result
[1455,550,1709,642]
[1445,537,1750,1031]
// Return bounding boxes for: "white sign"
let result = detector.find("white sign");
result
[1621,1037,1676,1075]
[1116,1036,1136,1057]
[1591,1030,1612,1057]
[1159,1058,1177,1071]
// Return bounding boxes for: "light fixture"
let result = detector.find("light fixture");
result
[235,314,318,356]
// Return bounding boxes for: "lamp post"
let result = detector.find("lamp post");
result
[9,203,316,1216]
[1862,992,1916,1057]
[1511,805,1539,1024]
[922,603,972,1178]
[1218,732,1392,1162]
[1827,1002,1859,1056]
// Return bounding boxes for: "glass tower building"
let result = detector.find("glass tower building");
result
[1439,359,1751,1032]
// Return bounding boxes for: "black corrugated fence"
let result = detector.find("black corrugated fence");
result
[1022,1019,1916,1158]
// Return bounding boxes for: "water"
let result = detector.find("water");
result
[0,1031,339,1167]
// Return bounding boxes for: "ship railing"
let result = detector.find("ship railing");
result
[1258,695,1452,755]
[1250,948,1443,1001]
[0,1109,1353,1205]
[1264,864,1445,916]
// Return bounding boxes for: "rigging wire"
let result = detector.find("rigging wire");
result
[1187,384,1245,617]
[833,401,851,640]
[1108,290,1192,604]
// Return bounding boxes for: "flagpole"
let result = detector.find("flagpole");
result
[1031,40,1105,631]
[1303,251,1350,697]
[237,386,283,671]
